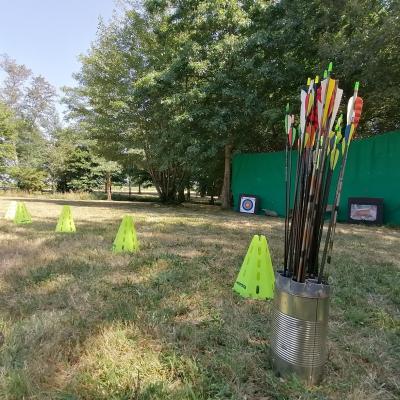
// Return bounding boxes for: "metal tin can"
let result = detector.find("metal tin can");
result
[271,272,330,385]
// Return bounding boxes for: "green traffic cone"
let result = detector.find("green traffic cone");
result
[14,202,32,225]
[233,235,275,299]
[55,205,76,233]
[4,201,17,220]
[112,215,139,253]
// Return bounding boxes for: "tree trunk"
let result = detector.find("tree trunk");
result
[147,166,186,204]
[106,173,112,201]
[221,143,233,209]
[178,187,185,203]
[138,183,141,194]
[186,187,190,201]
[128,177,131,198]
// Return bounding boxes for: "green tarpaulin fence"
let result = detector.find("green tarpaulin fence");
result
[232,130,400,225]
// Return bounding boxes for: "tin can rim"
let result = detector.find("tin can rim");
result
[275,271,330,298]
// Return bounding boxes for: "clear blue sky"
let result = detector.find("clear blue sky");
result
[0,0,116,111]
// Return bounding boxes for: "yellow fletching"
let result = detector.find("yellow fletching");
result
[304,132,310,148]
[349,124,355,142]
[307,92,314,115]
[330,148,339,170]
[322,79,336,126]
[341,138,346,155]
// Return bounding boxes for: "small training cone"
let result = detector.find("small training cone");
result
[112,215,139,253]
[233,235,275,299]
[55,205,76,233]
[14,202,32,225]
[4,201,17,220]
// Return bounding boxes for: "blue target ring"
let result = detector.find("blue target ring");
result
[242,199,254,210]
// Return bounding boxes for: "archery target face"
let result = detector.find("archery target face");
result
[239,196,257,214]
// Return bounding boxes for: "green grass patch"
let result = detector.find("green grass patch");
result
[0,198,399,399]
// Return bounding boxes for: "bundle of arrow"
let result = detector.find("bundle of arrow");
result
[283,63,363,283]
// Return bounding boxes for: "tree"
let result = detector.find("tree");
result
[64,9,188,202]
[65,0,400,207]
[10,166,46,192]
[0,54,59,133]
[244,0,400,135]
[0,102,17,179]
[0,54,31,114]
[65,2,257,204]
[123,162,152,195]
[1,55,59,183]
[98,160,121,200]
[23,75,59,134]
[56,143,103,192]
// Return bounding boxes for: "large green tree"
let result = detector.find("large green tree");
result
[66,0,400,206]
[64,10,183,202]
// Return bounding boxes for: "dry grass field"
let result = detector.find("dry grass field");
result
[0,197,399,400]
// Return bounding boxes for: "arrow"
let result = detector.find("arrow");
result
[318,82,364,282]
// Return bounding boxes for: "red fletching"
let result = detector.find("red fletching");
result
[288,128,293,146]
[305,125,312,147]
[353,97,363,127]
[316,86,322,102]
[310,105,318,132]
[327,88,336,118]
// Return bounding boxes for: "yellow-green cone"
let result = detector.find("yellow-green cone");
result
[233,235,275,299]
[55,205,76,233]
[14,202,32,225]
[112,215,139,253]
[4,201,17,220]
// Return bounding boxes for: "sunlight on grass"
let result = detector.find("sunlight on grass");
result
[0,198,399,399]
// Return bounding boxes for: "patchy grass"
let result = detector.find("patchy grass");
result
[0,190,160,203]
[0,197,399,400]
[0,190,104,201]
[0,189,211,204]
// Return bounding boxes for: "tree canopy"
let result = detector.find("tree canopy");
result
[1,1,399,202]
[63,0,399,204]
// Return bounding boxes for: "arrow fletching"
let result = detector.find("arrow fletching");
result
[291,126,297,147]
[353,97,363,128]
[330,146,339,170]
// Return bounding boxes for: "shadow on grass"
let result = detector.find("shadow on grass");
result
[0,216,283,399]
[0,208,399,399]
